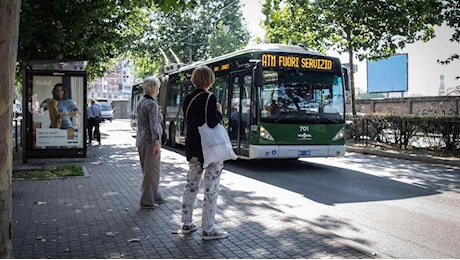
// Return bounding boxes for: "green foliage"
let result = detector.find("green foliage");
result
[348,114,460,156]
[18,0,198,80]
[13,164,84,180]
[262,0,443,116]
[279,0,442,60]
[127,0,250,78]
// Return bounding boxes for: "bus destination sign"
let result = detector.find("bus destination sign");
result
[261,54,334,71]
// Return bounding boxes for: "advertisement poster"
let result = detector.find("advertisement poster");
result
[31,75,85,149]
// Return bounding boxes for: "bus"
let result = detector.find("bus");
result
[134,43,349,159]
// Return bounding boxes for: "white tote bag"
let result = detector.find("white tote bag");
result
[198,93,237,168]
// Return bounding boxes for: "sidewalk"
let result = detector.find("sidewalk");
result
[12,120,383,259]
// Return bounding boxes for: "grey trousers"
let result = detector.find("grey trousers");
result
[181,157,223,232]
[138,143,162,206]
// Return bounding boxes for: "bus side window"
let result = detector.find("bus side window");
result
[214,75,229,116]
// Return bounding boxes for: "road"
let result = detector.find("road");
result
[222,155,460,258]
[104,119,460,258]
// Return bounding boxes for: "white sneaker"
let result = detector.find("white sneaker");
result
[202,230,228,240]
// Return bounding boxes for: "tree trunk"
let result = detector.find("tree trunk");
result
[345,27,357,116]
[0,0,21,258]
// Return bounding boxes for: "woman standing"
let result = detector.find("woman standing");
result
[177,65,227,240]
[136,76,167,209]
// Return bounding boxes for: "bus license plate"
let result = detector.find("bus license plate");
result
[298,150,311,156]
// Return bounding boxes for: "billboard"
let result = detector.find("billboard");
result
[32,75,84,148]
[24,68,87,160]
[367,54,408,93]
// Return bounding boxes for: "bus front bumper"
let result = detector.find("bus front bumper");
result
[249,144,346,159]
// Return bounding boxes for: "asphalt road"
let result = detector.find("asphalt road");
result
[222,155,460,258]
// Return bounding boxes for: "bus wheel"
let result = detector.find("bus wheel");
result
[169,124,176,147]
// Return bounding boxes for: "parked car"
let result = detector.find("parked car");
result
[98,101,113,122]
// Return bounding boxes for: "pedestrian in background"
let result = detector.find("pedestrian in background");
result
[176,65,227,240]
[136,76,167,209]
[87,99,102,145]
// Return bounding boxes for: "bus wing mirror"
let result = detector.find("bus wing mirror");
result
[342,67,350,91]
[253,61,263,87]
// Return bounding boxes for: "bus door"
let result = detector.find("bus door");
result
[229,71,252,156]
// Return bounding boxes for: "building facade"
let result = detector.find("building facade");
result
[87,60,135,101]
[87,60,139,119]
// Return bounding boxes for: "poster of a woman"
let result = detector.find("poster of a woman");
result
[40,83,79,129]
[32,76,84,149]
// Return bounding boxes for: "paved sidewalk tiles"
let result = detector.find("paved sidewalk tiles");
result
[12,123,378,259]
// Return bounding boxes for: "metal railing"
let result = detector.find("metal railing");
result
[346,115,460,156]
[12,117,22,153]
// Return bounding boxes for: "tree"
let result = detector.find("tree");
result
[262,0,316,47]
[0,0,21,257]
[262,0,442,115]
[19,0,144,80]
[18,0,198,80]
[128,0,250,78]
[2,1,195,257]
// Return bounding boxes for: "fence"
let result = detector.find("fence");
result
[12,117,22,153]
[347,114,460,157]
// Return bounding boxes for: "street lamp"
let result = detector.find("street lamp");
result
[223,24,230,34]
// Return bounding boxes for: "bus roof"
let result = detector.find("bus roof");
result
[174,44,336,73]
[244,43,320,55]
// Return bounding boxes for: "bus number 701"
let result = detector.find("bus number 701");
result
[299,126,309,132]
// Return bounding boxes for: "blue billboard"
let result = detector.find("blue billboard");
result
[367,54,408,93]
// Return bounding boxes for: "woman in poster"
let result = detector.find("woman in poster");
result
[40,83,78,129]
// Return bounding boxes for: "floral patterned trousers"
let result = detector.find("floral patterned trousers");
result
[181,157,224,232]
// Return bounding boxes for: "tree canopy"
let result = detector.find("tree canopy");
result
[262,0,443,115]
[127,0,250,78]
[18,0,199,79]
[18,0,249,80]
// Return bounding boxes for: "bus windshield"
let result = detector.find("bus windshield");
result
[260,70,345,124]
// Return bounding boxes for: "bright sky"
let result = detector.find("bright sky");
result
[241,0,459,97]
[241,0,265,43]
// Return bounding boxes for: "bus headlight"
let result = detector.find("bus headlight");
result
[332,127,346,141]
[260,125,274,141]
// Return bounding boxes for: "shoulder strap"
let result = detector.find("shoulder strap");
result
[185,91,207,120]
[204,92,212,123]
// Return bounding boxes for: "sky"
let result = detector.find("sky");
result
[240,0,265,43]
[241,0,460,97]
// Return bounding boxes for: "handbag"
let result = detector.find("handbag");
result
[197,93,237,168]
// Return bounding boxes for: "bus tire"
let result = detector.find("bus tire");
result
[169,123,176,147]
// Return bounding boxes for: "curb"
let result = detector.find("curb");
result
[346,146,460,167]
